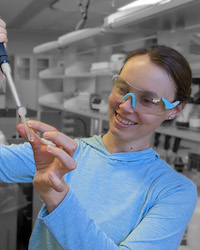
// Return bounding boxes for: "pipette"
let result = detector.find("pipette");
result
[0,43,35,142]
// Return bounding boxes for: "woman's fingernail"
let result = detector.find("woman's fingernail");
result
[27,121,33,127]
[43,132,49,139]
[47,145,53,152]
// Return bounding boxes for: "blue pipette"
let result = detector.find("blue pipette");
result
[0,43,22,107]
[0,43,35,141]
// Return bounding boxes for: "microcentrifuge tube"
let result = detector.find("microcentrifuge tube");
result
[18,107,35,142]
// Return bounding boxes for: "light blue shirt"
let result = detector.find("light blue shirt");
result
[0,135,197,249]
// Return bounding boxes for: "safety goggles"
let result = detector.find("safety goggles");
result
[112,76,180,115]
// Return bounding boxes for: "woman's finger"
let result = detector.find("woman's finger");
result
[48,171,64,192]
[0,19,8,43]
[0,33,8,43]
[0,19,6,28]
[17,123,38,142]
[27,120,57,133]
[27,121,77,157]
[43,130,77,157]
[0,27,7,36]
[47,145,77,172]
[17,123,51,157]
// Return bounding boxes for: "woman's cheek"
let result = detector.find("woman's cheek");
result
[108,93,119,109]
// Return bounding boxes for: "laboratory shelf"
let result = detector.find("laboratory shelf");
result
[39,75,65,79]
[39,70,113,79]
[38,100,108,120]
[156,125,200,143]
[63,106,108,121]
[38,100,64,110]
[65,70,112,78]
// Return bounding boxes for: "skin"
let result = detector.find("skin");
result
[0,19,8,81]
[1,17,184,212]
[102,55,183,153]
[0,19,7,43]
[17,121,78,212]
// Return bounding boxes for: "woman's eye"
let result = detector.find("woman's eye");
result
[142,96,157,106]
[115,82,129,95]
[118,87,128,94]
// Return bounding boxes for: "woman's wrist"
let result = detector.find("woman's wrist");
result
[39,183,69,213]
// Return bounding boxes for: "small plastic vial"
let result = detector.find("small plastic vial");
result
[189,105,200,129]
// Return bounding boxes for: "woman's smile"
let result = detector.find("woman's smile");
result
[115,113,138,127]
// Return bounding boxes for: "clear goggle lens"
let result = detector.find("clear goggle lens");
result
[112,76,180,115]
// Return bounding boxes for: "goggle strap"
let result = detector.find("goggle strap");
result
[162,98,180,109]
[121,93,136,108]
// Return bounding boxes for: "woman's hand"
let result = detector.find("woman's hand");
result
[0,19,7,43]
[0,19,8,82]
[17,120,78,212]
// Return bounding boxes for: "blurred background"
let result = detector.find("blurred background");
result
[0,0,200,249]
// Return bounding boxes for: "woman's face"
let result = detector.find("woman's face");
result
[108,54,178,148]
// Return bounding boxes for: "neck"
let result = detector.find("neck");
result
[102,130,151,154]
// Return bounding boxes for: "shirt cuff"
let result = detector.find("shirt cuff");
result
[38,188,73,220]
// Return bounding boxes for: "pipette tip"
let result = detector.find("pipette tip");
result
[18,107,35,142]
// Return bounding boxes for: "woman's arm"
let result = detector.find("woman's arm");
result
[17,120,78,212]
[18,120,197,250]
[0,142,36,182]
[38,182,196,250]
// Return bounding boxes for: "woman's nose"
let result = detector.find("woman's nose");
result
[119,97,135,113]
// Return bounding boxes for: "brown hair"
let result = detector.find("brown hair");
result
[121,45,192,102]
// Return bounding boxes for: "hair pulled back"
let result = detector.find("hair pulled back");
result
[122,45,192,102]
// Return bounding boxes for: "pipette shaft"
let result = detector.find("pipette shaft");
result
[1,63,22,107]
[0,43,35,142]
[0,43,22,107]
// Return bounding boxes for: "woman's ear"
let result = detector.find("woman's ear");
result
[168,102,185,120]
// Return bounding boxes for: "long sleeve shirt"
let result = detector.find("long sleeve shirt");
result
[0,135,197,249]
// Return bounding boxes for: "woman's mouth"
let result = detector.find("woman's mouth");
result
[116,114,137,126]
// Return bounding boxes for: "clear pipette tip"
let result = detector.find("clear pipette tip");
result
[18,107,35,142]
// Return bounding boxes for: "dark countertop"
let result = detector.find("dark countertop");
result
[0,109,37,117]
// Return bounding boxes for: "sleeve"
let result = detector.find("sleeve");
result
[119,181,197,250]
[38,181,197,250]
[0,142,36,183]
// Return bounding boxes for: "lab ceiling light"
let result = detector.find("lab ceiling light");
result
[33,41,59,54]
[33,28,104,54]
[58,27,103,47]
[118,0,170,11]
[104,0,196,29]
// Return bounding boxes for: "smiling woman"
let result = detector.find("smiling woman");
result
[0,17,197,250]
[105,46,190,152]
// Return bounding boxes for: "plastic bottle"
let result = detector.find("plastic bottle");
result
[176,98,193,128]
[189,104,200,129]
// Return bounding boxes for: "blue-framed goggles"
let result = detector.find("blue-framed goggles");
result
[112,76,180,115]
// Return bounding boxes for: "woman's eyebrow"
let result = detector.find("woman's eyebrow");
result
[127,81,160,97]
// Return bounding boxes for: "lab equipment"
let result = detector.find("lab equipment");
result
[0,43,35,142]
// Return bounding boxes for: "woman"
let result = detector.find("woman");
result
[0,19,197,249]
